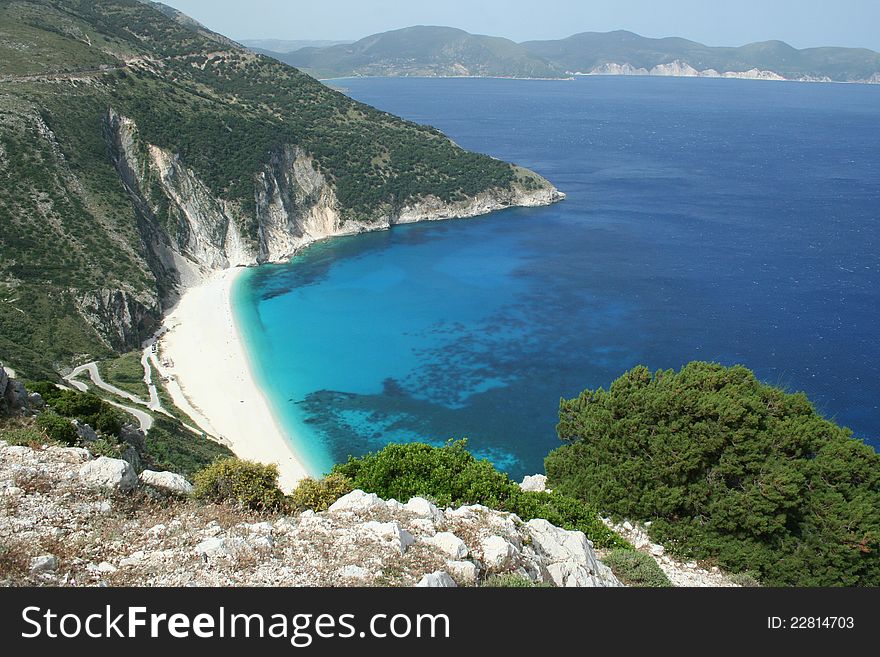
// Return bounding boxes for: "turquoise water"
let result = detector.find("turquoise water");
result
[235,77,880,479]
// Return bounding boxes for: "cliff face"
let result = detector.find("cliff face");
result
[579,60,786,81]
[105,110,564,304]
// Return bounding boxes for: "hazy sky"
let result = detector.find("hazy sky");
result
[161,0,880,51]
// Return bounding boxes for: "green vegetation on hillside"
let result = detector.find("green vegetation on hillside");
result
[17,380,232,476]
[98,351,149,399]
[1,0,542,378]
[545,362,880,587]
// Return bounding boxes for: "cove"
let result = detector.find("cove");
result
[234,76,880,479]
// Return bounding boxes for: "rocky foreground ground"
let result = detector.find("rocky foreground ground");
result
[0,441,623,587]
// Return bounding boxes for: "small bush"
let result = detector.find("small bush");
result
[729,571,762,587]
[92,407,123,436]
[603,549,672,587]
[193,457,288,511]
[1,427,56,449]
[35,413,77,446]
[51,390,103,418]
[482,574,553,588]
[333,440,512,508]
[88,438,121,458]
[289,473,353,513]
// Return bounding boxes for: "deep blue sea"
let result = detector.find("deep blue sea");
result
[234,76,880,479]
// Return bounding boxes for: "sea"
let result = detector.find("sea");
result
[233,76,880,480]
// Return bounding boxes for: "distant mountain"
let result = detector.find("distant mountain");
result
[277,26,564,79]
[239,38,352,53]
[523,30,880,82]
[268,25,880,83]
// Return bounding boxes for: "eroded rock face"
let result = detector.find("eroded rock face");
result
[1,444,621,588]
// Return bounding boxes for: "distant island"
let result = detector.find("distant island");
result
[262,25,880,84]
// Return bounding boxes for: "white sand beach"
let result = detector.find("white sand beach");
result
[155,268,309,491]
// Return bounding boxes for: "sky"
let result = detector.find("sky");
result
[161,0,880,51]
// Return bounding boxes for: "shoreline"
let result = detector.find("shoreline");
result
[154,267,310,492]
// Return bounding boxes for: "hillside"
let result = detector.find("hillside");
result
[523,30,880,82]
[268,26,880,83]
[279,26,565,79]
[0,1,562,378]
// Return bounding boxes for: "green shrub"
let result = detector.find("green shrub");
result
[334,441,622,548]
[25,381,63,405]
[729,571,762,587]
[143,416,234,478]
[482,574,553,588]
[35,412,77,446]
[92,406,123,436]
[193,457,288,511]
[88,438,121,458]
[44,389,124,438]
[603,549,672,587]
[289,473,353,513]
[1,427,57,449]
[333,440,513,508]
[546,361,880,587]
[51,390,103,418]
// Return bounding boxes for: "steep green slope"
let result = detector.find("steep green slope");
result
[523,30,880,81]
[281,26,565,79]
[0,1,559,378]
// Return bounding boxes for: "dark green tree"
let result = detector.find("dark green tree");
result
[545,362,880,586]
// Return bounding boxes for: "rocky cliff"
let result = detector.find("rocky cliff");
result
[106,108,564,301]
[0,440,617,587]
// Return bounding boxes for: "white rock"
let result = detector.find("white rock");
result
[384,498,405,511]
[480,535,517,570]
[3,486,23,497]
[425,532,469,560]
[194,537,244,558]
[96,562,117,574]
[78,457,137,491]
[328,489,383,513]
[650,544,665,557]
[250,535,274,550]
[409,518,437,536]
[2,445,33,459]
[519,474,548,492]
[338,565,370,581]
[146,523,166,537]
[120,551,146,567]
[404,496,443,521]
[622,521,634,532]
[139,470,193,495]
[360,521,415,555]
[445,503,489,520]
[246,521,273,535]
[30,555,58,573]
[47,446,91,463]
[446,560,478,584]
[416,571,457,587]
